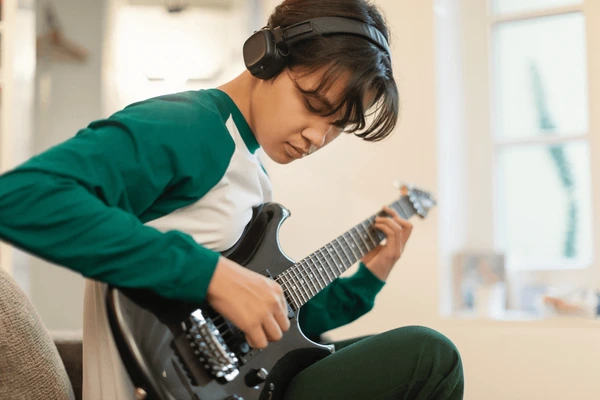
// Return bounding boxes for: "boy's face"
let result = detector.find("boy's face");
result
[251,67,373,164]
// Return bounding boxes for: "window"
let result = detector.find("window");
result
[436,0,600,317]
[490,4,593,271]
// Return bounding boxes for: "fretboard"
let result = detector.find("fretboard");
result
[275,197,417,310]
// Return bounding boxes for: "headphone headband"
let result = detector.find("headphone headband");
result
[243,16,390,80]
[274,17,390,56]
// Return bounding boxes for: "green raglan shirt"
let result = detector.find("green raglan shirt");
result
[0,89,385,337]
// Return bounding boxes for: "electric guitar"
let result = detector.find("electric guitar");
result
[106,184,436,400]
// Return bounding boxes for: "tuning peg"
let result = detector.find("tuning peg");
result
[393,181,413,196]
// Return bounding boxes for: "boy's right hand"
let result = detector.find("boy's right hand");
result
[206,256,290,349]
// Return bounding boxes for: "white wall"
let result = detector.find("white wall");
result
[30,0,106,330]
[0,1,37,293]
[104,3,251,114]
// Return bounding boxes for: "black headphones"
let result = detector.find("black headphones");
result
[243,16,391,80]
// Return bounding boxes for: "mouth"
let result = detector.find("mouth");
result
[286,143,309,159]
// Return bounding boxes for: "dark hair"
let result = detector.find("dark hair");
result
[268,0,399,141]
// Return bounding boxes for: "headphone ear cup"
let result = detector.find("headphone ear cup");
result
[259,47,287,80]
[243,29,288,80]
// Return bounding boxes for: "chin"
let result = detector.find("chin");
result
[263,148,294,165]
[272,155,294,165]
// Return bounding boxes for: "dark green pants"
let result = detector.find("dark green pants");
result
[284,326,464,400]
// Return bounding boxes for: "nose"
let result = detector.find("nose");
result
[302,125,341,151]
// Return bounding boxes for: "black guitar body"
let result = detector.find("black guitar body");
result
[106,203,334,400]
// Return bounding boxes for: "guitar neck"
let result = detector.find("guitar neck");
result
[276,197,417,309]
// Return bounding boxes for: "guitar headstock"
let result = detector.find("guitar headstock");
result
[394,181,437,218]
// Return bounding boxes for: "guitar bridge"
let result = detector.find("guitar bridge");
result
[182,309,240,382]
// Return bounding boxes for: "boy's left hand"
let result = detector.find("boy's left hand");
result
[361,205,413,281]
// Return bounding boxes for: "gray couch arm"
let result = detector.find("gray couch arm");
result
[52,331,83,400]
[0,268,75,400]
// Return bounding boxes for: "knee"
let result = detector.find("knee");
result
[385,326,464,398]
[389,326,463,378]
[403,326,460,357]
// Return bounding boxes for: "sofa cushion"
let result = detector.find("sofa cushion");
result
[0,267,75,400]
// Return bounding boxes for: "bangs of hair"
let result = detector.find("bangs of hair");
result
[290,51,399,142]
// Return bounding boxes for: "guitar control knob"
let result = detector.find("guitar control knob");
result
[134,388,147,400]
[245,367,269,387]
[224,396,243,400]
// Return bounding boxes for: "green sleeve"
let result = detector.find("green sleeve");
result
[298,262,386,339]
[0,93,234,304]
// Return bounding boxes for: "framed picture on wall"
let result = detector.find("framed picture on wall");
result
[452,252,507,317]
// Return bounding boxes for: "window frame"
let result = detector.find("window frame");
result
[486,0,600,292]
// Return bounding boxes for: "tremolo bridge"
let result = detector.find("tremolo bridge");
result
[181,309,240,383]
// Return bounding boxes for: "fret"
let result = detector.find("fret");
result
[301,267,315,300]
[329,242,345,275]
[298,261,317,298]
[322,249,336,281]
[294,262,311,298]
[344,241,355,263]
[343,232,362,260]
[307,254,326,292]
[314,253,331,288]
[348,229,367,256]
[368,215,387,242]
[285,273,303,308]
[333,238,351,269]
[300,260,319,296]
[359,221,379,247]
[316,251,334,287]
[351,226,369,254]
[320,248,342,284]
[356,226,370,250]
[311,251,330,289]
[320,244,344,281]
[286,279,301,309]
[284,294,298,311]
[293,270,309,305]
[322,248,338,283]
[286,266,310,308]
[280,271,301,309]
[310,251,328,288]
[370,218,386,243]
[317,248,335,285]
[283,283,300,310]
[334,238,354,267]
[325,246,342,278]
[289,267,309,304]
[275,274,290,307]
[327,243,345,273]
